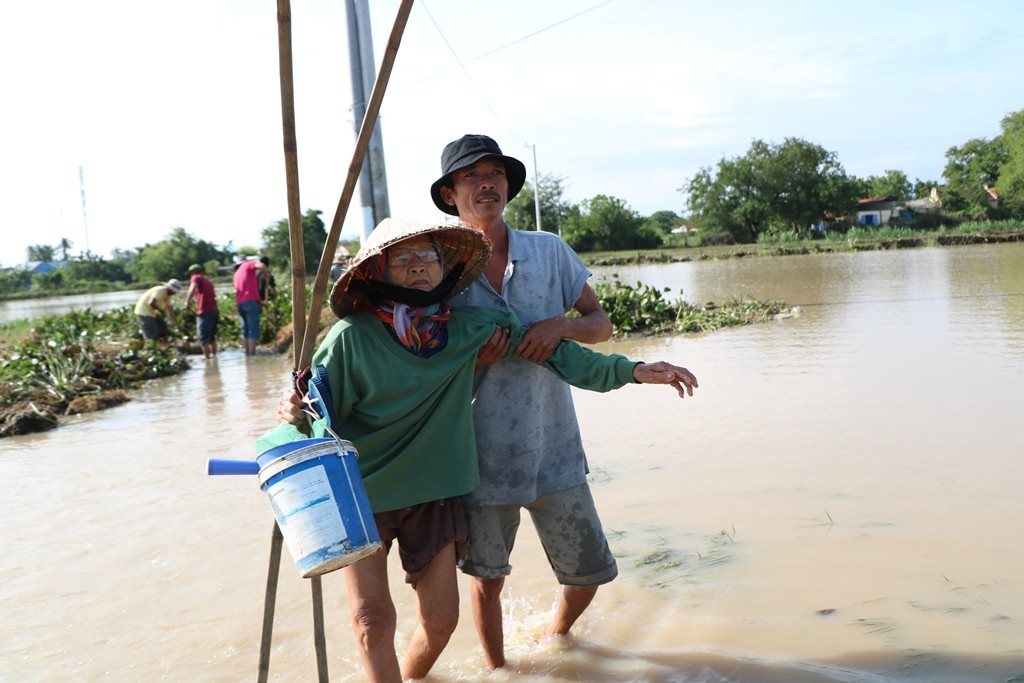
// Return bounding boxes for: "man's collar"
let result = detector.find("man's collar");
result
[504,223,530,261]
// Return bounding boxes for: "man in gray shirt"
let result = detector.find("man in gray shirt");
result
[434,134,697,669]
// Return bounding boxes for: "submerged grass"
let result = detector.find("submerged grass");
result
[611,523,738,589]
[908,601,968,615]
[851,617,900,635]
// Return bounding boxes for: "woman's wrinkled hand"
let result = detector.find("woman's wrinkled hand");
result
[632,361,699,398]
[277,388,307,426]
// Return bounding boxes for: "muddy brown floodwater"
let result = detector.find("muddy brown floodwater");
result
[3,244,1023,682]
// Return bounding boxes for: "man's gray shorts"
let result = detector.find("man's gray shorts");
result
[138,315,167,341]
[459,483,618,587]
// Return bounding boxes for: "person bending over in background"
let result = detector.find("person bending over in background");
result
[134,278,183,349]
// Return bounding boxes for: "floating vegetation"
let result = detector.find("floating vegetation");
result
[593,281,787,336]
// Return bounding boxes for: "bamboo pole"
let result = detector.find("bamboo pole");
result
[258,2,416,681]
[263,1,325,681]
[311,577,329,679]
[256,522,284,683]
[276,0,308,369]
[297,0,416,369]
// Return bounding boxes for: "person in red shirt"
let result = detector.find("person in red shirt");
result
[183,263,220,359]
[233,258,269,356]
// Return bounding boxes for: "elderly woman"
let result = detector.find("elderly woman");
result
[277,218,697,683]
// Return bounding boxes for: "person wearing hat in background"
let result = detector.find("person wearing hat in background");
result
[134,278,183,348]
[275,217,697,682]
[233,257,269,356]
[432,134,625,670]
[183,264,219,360]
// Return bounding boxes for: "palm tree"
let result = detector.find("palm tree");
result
[57,238,74,261]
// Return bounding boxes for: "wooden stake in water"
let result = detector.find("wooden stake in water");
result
[257,523,284,683]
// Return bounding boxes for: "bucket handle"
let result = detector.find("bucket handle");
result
[299,397,358,459]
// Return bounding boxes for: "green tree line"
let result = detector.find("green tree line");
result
[1,209,336,297]
[507,107,1024,247]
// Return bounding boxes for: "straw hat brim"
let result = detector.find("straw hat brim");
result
[329,218,491,319]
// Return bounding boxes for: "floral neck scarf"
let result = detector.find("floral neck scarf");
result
[365,247,452,355]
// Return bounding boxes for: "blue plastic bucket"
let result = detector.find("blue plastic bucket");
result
[257,437,380,577]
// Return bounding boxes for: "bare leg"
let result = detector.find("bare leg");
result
[469,576,506,670]
[343,551,402,683]
[401,543,460,680]
[543,585,598,638]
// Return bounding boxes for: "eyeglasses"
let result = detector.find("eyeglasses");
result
[388,248,440,267]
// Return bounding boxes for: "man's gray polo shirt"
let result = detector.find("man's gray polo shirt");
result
[448,225,593,507]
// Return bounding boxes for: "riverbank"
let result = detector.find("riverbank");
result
[0,274,236,304]
[583,226,1024,266]
[0,288,292,437]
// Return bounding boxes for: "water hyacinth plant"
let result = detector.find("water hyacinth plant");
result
[1,307,188,427]
[593,281,787,335]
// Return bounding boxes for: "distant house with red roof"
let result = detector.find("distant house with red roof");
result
[856,188,942,225]
[855,196,900,225]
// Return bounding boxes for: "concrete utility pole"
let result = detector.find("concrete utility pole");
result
[78,165,91,253]
[346,0,390,241]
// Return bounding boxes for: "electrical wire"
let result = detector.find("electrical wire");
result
[409,0,617,143]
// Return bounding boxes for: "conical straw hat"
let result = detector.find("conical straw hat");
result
[329,218,491,319]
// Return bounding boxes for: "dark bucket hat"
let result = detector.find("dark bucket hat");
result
[429,134,527,216]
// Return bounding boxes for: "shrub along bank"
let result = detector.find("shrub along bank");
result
[585,220,1024,266]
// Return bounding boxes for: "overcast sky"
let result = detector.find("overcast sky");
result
[2,0,1023,267]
